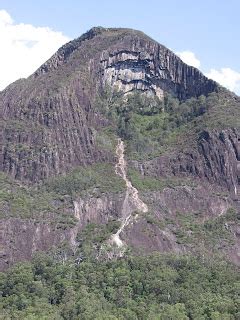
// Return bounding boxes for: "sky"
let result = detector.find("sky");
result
[0,0,240,94]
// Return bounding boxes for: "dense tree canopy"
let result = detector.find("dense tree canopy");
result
[1,89,240,319]
[0,252,239,319]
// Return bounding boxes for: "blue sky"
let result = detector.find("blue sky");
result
[0,0,240,93]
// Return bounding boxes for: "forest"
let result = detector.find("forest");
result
[0,251,239,319]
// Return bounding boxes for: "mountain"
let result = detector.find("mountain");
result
[0,27,217,183]
[0,27,240,272]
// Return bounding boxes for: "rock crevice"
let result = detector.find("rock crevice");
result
[110,139,148,248]
[132,129,240,195]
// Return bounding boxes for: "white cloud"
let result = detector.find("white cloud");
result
[177,49,240,95]
[206,68,240,94]
[177,50,201,68]
[1,12,239,97]
[0,10,70,91]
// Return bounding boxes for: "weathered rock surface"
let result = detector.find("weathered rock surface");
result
[0,83,112,182]
[1,181,239,271]
[0,27,217,183]
[0,193,124,270]
[132,128,240,195]
[124,183,240,265]
[0,27,239,269]
[99,38,217,100]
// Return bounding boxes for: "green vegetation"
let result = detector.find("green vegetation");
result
[1,119,45,133]
[145,213,166,230]
[1,68,240,319]
[46,163,125,197]
[173,208,239,248]
[97,88,208,159]
[76,220,121,258]
[95,127,118,154]
[0,163,124,221]
[97,87,240,160]
[0,252,239,319]
[127,168,195,192]
[195,208,239,247]
[138,206,239,255]
[201,88,240,129]
[0,172,55,220]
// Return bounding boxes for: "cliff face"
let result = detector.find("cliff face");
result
[0,27,239,269]
[35,27,217,100]
[0,82,112,182]
[0,27,217,183]
[99,37,216,100]
[132,128,240,195]
[1,181,239,270]
[0,193,124,270]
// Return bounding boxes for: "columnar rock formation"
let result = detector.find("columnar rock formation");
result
[0,27,239,269]
[132,128,240,195]
[0,27,217,183]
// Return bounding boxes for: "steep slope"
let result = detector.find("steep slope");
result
[0,27,239,270]
[109,138,148,250]
[0,27,217,183]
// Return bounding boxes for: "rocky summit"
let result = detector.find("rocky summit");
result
[0,27,240,271]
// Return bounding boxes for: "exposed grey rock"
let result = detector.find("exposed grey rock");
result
[132,128,240,195]
[0,193,124,270]
[0,27,239,270]
[0,27,218,183]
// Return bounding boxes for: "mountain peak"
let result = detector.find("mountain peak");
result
[33,26,153,77]
[1,27,218,183]
[32,26,217,101]
[0,26,240,272]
